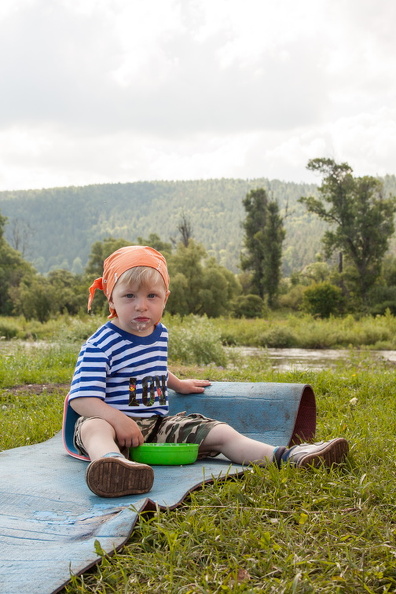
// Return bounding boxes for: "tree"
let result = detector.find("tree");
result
[198,258,241,317]
[14,276,57,322]
[47,269,86,315]
[7,218,33,257]
[137,233,173,259]
[264,201,286,306]
[84,235,239,318]
[167,240,240,317]
[241,188,285,306]
[177,212,193,247]
[0,212,36,315]
[85,237,131,278]
[167,240,207,315]
[299,158,396,302]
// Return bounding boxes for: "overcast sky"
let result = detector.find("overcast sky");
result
[0,0,395,191]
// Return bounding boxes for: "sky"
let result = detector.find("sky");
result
[0,0,395,191]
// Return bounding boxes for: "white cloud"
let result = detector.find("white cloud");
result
[0,0,396,190]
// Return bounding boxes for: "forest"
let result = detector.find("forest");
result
[1,174,395,278]
[0,177,343,275]
[1,165,396,323]
[1,175,396,277]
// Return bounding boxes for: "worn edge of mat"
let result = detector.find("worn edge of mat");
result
[52,465,247,593]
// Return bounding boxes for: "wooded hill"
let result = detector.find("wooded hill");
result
[1,175,396,276]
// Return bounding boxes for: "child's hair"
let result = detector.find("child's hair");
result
[117,266,167,293]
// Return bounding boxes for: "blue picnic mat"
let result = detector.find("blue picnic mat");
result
[0,381,316,594]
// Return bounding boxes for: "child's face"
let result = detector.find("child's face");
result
[109,276,168,337]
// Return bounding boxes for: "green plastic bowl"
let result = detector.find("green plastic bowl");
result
[129,443,199,465]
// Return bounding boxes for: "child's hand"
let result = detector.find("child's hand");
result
[176,378,211,394]
[168,371,211,394]
[114,414,144,449]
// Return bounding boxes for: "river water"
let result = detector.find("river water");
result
[2,340,396,372]
[227,347,396,371]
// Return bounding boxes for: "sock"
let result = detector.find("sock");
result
[272,446,287,468]
[102,452,125,459]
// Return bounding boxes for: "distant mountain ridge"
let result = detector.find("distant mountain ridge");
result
[1,175,396,275]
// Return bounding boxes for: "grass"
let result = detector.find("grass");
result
[209,310,396,350]
[1,315,396,592]
[3,310,396,350]
[61,357,396,593]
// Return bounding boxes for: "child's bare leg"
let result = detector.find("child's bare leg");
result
[80,417,121,461]
[80,418,154,497]
[200,423,275,465]
[200,423,349,468]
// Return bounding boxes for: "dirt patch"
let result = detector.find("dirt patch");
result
[1,383,69,396]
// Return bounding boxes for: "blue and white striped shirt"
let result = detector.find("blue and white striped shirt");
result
[69,321,169,417]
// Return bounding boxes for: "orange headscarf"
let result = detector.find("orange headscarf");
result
[88,245,170,319]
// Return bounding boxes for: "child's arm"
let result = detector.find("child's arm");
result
[69,397,144,448]
[168,371,211,394]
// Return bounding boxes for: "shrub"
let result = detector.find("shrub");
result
[367,285,396,316]
[258,326,298,348]
[302,282,344,318]
[231,294,265,319]
[278,284,305,311]
[0,320,19,339]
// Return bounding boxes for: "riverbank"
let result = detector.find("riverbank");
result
[2,311,396,352]
[227,346,396,371]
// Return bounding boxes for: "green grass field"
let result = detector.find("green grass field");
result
[1,315,396,592]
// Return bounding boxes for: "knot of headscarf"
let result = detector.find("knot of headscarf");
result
[87,277,105,313]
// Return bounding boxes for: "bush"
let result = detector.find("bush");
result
[370,301,396,316]
[278,284,305,311]
[231,294,265,318]
[367,285,396,316]
[302,282,344,318]
[258,326,298,348]
[0,320,19,339]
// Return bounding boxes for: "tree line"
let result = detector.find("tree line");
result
[1,158,396,323]
[0,177,330,276]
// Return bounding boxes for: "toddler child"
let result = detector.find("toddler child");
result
[63,245,349,497]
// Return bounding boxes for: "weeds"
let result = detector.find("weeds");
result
[0,342,80,388]
[3,311,396,350]
[211,310,396,350]
[167,315,228,366]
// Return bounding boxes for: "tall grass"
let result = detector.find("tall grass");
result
[0,342,80,387]
[211,310,396,350]
[167,316,228,366]
[2,311,396,350]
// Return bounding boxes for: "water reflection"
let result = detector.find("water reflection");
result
[2,339,396,372]
[228,347,396,371]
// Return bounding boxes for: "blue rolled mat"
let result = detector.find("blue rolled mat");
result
[0,381,315,594]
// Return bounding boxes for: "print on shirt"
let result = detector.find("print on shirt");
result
[128,378,138,406]
[129,375,167,407]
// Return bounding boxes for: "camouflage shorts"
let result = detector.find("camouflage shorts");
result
[73,411,224,459]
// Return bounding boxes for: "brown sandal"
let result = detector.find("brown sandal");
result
[86,456,154,498]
